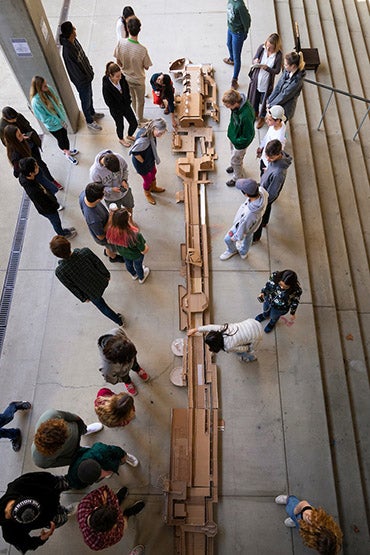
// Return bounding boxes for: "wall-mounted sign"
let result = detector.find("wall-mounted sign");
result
[11,38,32,57]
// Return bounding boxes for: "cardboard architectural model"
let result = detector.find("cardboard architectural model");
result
[164,61,220,554]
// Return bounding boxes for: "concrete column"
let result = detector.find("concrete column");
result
[0,0,79,132]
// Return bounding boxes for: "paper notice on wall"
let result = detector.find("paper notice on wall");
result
[11,39,32,57]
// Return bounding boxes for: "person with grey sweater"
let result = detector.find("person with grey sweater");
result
[220,178,268,260]
[253,139,292,241]
[89,150,135,214]
[31,409,102,468]
[188,318,262,362]
[98,327,150,397]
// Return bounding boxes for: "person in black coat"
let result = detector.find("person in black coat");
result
[18,157,76,239]
[0,472,70,554]
[0,106,41,148]
[103,61,137,147]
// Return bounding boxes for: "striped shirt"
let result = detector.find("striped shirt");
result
[114,38,152,84]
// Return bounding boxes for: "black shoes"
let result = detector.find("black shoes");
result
[11,401,32,410]
[123,500,145,518]
[226,179,236,187]
[116,486,128,504]
[11,429,22,452]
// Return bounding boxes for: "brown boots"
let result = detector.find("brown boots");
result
[144,180,166,205]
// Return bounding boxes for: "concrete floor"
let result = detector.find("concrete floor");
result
[0,1,338,554]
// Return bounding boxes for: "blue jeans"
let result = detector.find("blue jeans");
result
[77,82,95,124]
[44,212,66,235]
[286,495,302,529]
[224,231,253,256]
[262,300,288,325]
[125,255,144,280]
[227,29,248,80]
[0,403,20,440]
[90,296,122,324]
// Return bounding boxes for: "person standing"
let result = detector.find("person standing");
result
[79,183,124,262]
[267,51,306,121]
[66,442,139,490]
[94,389,135,428]
[0,106,41,148]
[256,105,287,175]
[106,208,150,283]
[116,6,135,41]
[49,235,124,326]
[0,401,31,452]
[253,139,292,242]
[77,485,145,550]
[220,178,268,261]
[224,0,251,90]
[31,408,103,469]
[188,319,262,363]
[0,472,70,554]
[255,270,302,333]
[222,89,255,187]
[89,150,135,215]
[114,16,152,125]
[274,494,343,553]
[247,33,283,128]
[129,118,167,204]
[59,21,104,132]
[102,61,138,147]
[3,124,62,190]
[18,158,76,239]
[30,76,79,165]
[97,326,150,396]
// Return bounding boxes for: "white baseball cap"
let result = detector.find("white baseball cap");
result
[268,105,286,121]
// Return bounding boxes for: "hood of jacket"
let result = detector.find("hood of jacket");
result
[249,187,269,213]
[272,151,292,171]
[89,150,114,184]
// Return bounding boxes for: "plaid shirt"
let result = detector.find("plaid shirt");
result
[55,248,110,302]
[77,486,125,550]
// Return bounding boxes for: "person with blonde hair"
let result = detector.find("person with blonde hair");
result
[94,388,135,427]
[129,118,167,204]
[267,51,306,120]
[30,76,79,164]
[247,33,283,128]
[275,494,343,554]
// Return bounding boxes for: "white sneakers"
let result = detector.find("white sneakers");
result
[284,517,296,527]
[85,422,104,435]
[219,250,237,260]
[125,452,139,467]
[87,121,102,131]
[274,495,288,504]
[139,266,150,284]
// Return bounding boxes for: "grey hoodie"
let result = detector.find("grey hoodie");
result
[261,151,292,204]
[98,327,135,384]
[89,150,129,203]
[232,186,269,241]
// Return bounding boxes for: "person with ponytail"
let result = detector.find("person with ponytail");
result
[102,61,137,147]
[116,6,135,41]
[255,269,302,333]
[30,76,79,165]
[188,318,263,363]
[267,51,306,121]
[94,389,135,427]
[129,118,167,204]
[106,208,150,284]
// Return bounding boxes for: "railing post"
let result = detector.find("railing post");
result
[353,105,370,141]
[317,91,334,131]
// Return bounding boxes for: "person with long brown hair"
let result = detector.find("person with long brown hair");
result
[102,61,137,147]
[267,51,306,120]
[94,388,135,427]
[30,76,79,165]
[3,124,62,190]
[106,208,150,283]
[275,494,343,554]
[247,33,283,129]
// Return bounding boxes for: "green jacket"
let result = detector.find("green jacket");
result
[67,442,126,489]
[227,0,251,35]
[227,94,255,149]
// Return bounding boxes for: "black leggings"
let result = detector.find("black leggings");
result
[122,357,140,384]
[50,127,70,151]
[111,107,137,139]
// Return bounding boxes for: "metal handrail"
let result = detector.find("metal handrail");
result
[304,77,370,140]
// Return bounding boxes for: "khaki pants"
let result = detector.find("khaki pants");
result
[127,80,146,123]
[230,143,247,180]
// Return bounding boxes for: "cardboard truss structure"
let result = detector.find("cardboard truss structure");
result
[163,62,220,554]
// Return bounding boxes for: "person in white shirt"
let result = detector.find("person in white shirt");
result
[256,104,287,175]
